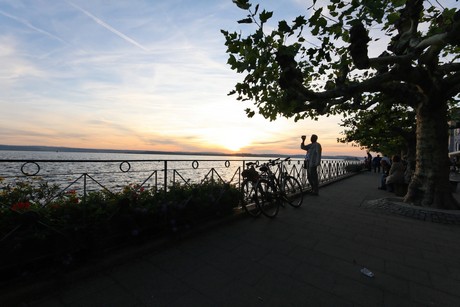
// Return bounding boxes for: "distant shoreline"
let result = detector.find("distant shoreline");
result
[0,144,361,160]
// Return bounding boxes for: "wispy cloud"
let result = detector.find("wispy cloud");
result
[0,9,67,44]
[66,1,149,52]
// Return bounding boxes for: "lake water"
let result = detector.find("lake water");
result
[0,150,309,192]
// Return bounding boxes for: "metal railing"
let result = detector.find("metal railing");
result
[0,158,362,202]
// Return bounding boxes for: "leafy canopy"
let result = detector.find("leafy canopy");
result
[222,0,460,122]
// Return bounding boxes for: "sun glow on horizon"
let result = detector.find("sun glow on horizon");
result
[205,129,254,153]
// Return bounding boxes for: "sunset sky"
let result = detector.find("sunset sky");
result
[2,0,449,157]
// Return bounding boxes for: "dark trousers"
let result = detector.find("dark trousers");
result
[380,173,388,190]
[307,166,319,192]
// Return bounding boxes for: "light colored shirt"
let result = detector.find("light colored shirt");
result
[381,156,391,165]
[301,142,322,168]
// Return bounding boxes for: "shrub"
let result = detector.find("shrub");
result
[0,178,240,281]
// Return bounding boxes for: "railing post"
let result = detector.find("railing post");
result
[83,173,87,225]
[240,161,244,186]
[164,160,168,193]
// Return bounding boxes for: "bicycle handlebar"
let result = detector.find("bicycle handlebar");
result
[259,157,291,173]
[243,157,292,174]
[267,157,290,166]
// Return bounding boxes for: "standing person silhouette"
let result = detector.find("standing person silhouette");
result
[372,154,382,173]
[301,134,322,195]
[366,151,373,171]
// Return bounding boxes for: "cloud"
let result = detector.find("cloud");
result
[0,9,67,44]
[0,36,45,84]
[66,1,150,52]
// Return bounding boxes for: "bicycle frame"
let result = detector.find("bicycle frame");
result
[259,158,288,196]
[261,157,303,198]
[241,158,302,218]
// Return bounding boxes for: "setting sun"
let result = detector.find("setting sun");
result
[205,128,254,152]
[223,138,250,152]
[221,132,253,152]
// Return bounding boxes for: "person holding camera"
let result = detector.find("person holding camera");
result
[301,134,322,195]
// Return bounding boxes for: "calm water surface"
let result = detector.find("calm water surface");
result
[0,151,305,192]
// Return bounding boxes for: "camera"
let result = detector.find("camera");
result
[301,135,306,139]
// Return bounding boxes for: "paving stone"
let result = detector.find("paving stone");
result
[290,261,337,292]
[178,263,236,302]
[259,250,302,275]
[384,292,420,307]
[169,288,216,307]
[332,275,384,306]
[67,284,140,307]
[410,282,460,306]
[430,273,460,297]
[385,261,431,286]
[422,249,460,271]
[404,256,449,277]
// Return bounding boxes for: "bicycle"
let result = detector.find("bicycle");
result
[255,157,303,218]
[240,161,262,217]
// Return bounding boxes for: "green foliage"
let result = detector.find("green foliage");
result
[0,178,241,277]
[0,178,60,206]
[233,0,251,10]
[222,1,460,121]
[338,95,417,156]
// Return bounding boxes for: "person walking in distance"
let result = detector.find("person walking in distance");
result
[366,151,373,171]
[301,134,322,195]
[372,154,382,173]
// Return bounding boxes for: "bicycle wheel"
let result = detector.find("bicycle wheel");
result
[240,179,261,217]
[282,176,303,207]
[256,178,280,218]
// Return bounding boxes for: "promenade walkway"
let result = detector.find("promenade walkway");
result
[7,171,460,306]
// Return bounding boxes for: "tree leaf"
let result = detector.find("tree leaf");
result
[387,12,399,25]
[237,18,253,24]
[293,16,307,29]
[278,20,291,32]
[260,10,273,23]
[232,0,251,10]
[391,0,406,7]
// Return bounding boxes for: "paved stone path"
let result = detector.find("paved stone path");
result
[5,171,460,306]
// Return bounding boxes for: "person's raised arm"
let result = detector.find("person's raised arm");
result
[300,135,308,150]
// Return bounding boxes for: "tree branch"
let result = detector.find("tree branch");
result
[289,72,397,114]
[368,54,414,67]
[438,63,460,74]
[415,33,449,51]
[416,12,460,64]
[444,72,460,97]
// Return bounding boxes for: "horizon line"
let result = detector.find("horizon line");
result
[0,144,363,158]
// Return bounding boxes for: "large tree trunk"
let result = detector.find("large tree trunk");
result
[403,133,416,170]
[404,97,459,209]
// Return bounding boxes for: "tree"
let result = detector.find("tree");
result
[339,96,458,163]
[222,0,460,209]
[338,96,417,159]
